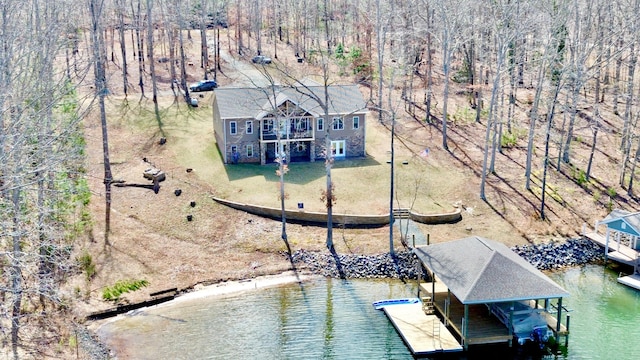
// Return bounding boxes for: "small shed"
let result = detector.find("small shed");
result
[414,236,569,349]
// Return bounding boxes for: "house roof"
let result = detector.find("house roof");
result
[414,236,569,305]
[598,209,640,236]
[214,85,367,120]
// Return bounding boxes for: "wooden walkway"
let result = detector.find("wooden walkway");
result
[584,231,639,267]
[382,303,463,356]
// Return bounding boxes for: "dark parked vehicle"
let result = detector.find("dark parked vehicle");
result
[189,80,218,92]
[252,55,272,64]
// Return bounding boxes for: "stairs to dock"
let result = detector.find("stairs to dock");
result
[393,208,411,219]
[422,297,435,315]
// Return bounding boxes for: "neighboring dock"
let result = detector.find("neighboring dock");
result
[382,303,462,356]
[583,230,638,267]
[617,274,640,290]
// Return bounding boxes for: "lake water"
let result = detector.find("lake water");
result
[97,265,640,359]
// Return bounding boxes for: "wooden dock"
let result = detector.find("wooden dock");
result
[382,303,463,356]
[584,231,639,267]
[419,282,514,346]
[618,274,640,290]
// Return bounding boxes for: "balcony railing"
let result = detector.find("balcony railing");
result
[261,129,312,141]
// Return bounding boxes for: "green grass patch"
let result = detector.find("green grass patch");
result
[570,165,588,186]
[102,279,149,301]
[451,107,476,124]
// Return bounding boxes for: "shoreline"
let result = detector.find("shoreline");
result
[81,238,605,359]
[81,271,319,359]
[158,270,318,306]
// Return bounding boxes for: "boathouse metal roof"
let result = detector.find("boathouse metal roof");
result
[414,236,569,305]
[597,209,640,236]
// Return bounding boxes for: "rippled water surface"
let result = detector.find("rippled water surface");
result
[98,265,640,359]
[547,265,640,360]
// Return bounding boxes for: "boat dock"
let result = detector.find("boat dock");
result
[420,282,515,346]
[617,274,640,289]
[382,302,463,356]
[584,230,639,267]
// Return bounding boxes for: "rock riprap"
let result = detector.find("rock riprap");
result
[290,238,604,279]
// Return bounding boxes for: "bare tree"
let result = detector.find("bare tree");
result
[246,67,293,254]
[147,0,162,123]
[116,0,130,96]
[430,0,466,151]
[0,0,87,356]
[276,54,365,251]
[89,0,113,245]
[479,0,527,200]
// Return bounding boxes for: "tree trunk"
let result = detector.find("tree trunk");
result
[480,51,507,199]
[200,2,209,79]
[177,9,190,104]
[586,125,598,181]
[90,0,113,245]
[628,137,640,195]
[11,183,23,359]
[613,38,623,116]
[424,5,433,123]
[117,0,129,96]
[441,48,450,150]
[620,42,637,186]
[540,82,562,220]
[147,0,160,123]
[236,0,243,55]
[134,0,145,98]
[376,0,386,123]
[525,61,546,190]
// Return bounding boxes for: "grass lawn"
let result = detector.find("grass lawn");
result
[106,93,459,218]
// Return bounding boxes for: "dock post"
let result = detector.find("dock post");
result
[564,313,570,347]
[556,298,563,334]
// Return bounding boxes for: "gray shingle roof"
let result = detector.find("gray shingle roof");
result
[414,236,569,304]
[214,85,367,119]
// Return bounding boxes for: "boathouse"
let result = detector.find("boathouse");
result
[587,209,640,289]
[404,236,570,353]
[592,209,640,268]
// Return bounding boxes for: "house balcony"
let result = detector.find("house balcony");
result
[261,129,313,142]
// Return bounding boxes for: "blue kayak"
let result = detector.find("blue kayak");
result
[372,298,420,310]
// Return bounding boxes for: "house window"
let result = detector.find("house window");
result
[230,121,237,135]
[332,117,344,130]
[231,145,237,153]
[263,119,274,133]
[353,116,360,129]
[317,118,324,131]
[331,140,346,157]
[246,121,253,134]
[295,118,309,131]
[247,144,254,157]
